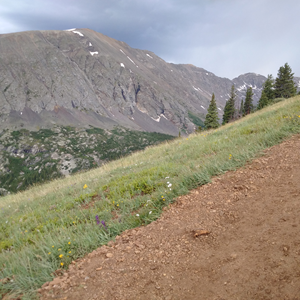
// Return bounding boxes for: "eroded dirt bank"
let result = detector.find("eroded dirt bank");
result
[40,135,300,300]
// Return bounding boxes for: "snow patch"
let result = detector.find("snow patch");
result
[65,28,76,31]
[206,73,209,75]
[120,63,125,68]
[151,113,168,122]
[218,108,222,111]
[171,69,173,72]
[151,116,160,122]
[120,49,126,55]
[89,42,92,46]
[127,56,138,67]
[90,51,98,56]
[192,86,203,92]
[201,105,205,109]
[237,84,247,92]
[146,53,153,59]
[72,31,84,37]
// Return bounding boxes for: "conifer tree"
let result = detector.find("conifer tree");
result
[204,93,219,129]
[257,90,269,110]
[257,74,274,110]
[274,63,297,98]
[239,99,244,116]
[222,85,236,125]
[243,87,254,115]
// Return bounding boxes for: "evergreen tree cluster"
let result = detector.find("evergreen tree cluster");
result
[203,63,297,130]
[258,63,297,109]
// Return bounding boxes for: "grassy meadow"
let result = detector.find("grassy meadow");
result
[1,96,300,299]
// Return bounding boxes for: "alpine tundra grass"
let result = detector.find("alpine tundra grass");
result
[0,96,300,299]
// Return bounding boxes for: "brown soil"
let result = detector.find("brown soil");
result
[40,135,300,300]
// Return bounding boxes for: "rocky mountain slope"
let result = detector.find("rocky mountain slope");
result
[0,28,267,135]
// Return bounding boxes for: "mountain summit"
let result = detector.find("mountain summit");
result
[0,28,266,134]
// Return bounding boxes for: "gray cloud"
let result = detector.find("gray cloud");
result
[1,0,300,79]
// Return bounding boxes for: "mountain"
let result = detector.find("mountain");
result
[0,28,267,135]
[0,28,273,195]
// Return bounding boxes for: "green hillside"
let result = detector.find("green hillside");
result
[0,96,300,299]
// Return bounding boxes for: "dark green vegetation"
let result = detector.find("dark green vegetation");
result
[243,87,254,116]
[274,63,297,99]
[188,111,205,128]
[0,126,175,194]
[222,85,236,125]
[258,63,297,110]
[0,96,300,299]
[204,93,219,129]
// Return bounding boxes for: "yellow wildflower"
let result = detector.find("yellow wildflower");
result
[83,184,88,189]
[59,254,63,258]
[61,262,64,266]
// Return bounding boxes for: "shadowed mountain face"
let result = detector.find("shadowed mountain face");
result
[0,28,267,134]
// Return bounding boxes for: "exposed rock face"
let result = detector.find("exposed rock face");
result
[0,28,267,134]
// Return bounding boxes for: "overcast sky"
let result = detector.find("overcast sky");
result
[0,0,299,79]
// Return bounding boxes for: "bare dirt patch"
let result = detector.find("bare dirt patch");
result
[40,135,300,300]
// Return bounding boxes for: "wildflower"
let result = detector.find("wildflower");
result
[58,248,61,251]
[95,215,100,225]
[167,183,172,188]
[69,251,71,254]
[52,246,54,248]
[59,254,63,258]
[61,262,64,266]
[136,214,140,217]
[68,242,71,245]
[101,220,107,230]
[149,211,152,214]
[48,252,51,255]
[83,184,88,189]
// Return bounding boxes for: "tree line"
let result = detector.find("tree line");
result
[203,63,298,129]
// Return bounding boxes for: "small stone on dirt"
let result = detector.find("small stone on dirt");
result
[192,229,210,237]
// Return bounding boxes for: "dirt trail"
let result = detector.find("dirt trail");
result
[40,135,300,300]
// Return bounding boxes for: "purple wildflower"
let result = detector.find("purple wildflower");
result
[95,215,107,230]
[101,220,107,230]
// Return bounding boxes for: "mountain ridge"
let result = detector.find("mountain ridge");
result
[0,28,268,135]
